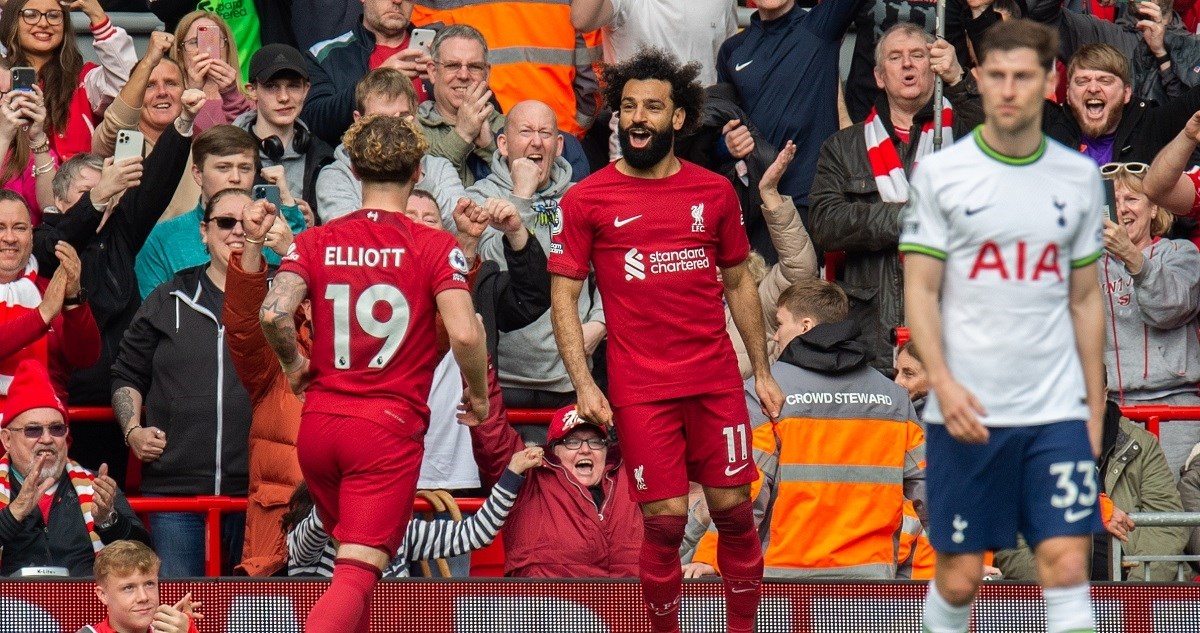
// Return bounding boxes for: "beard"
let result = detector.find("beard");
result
[1071,100,1122,139]
[618,123,675,170]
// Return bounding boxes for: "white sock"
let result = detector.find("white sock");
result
[922,584,971,633]
[1043,583,1095,633]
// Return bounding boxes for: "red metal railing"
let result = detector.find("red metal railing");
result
[1120,406,1200,438]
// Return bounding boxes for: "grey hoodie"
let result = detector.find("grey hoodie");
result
[314,143,468,226]
[1100,238,1200,399]
[467,150,604,393]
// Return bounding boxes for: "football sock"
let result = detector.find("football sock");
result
[922,583,971,633]
[1043,584,1095,633]
[641,514,688,633]
[711,501,763,633]
[306,557,380,633]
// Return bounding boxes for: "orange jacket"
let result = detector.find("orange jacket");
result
[897,500,935,580]
[224,255,310,576]
[694,362,926,579]
[412,1,602,137]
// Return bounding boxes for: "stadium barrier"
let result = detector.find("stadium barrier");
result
[2,580,1198,631]
[1112,512,1200,581]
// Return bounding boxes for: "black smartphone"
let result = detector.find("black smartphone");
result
[11,67,36,92]
[1103,178,1118,224]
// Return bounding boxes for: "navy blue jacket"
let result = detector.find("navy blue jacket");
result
[717,0,863,218]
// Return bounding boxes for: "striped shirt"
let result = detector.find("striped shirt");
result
[287,469,524,577]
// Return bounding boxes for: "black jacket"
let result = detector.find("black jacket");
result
[302,20,401,146]
[676,83,780,264]
[472,235,550,359]
[1043,82,1200,164]
[110,265,252,497]
[34,124,194,406]
[0,467,150,576]
[808,79,982,373]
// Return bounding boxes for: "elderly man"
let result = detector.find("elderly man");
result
[468,404,641,577]
[809,25,982,374]
[303,0,433,147]
[466,100,604,421]
[82,540,199,633]
[0,360,149,577]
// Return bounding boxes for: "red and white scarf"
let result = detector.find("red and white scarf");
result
[864,99,954,203]
[0,257,45,396]
[0,453,103,565]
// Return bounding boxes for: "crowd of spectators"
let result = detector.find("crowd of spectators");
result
[0,0,1198,586]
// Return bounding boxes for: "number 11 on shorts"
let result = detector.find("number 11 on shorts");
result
[723,423,749,464]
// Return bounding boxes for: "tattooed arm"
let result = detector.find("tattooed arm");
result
[259,270,311,398]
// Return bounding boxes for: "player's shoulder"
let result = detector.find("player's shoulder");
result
[567,163,623,196]
[1041,136,1101,174]
[678,158,733,189]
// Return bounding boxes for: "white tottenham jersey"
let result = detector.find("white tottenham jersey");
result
[899,128,1104,427]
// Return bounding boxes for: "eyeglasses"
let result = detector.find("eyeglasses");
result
[436,61,488,76]
[1100,162,1149,178]
[8,423,68,439]
[206,216,242,231]
[19,9,64,25]
[557,437,608,450]
[181,36,228,53]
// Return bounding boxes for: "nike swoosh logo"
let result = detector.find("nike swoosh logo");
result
[1064,508,1093,523]
[724,463,750,477]
[965,206,989,216]
[730,586,758,594]
[735,60,753,71]
[613,215,642,228]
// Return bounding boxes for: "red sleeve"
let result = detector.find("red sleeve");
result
[546,190,592,279]
[468,362,526,487]
[277,231,314,287]
[714,182,751,268]
[1189,170,1200,215]
[224,255,282,404]
[429,231,471,295]
[57,303,100,369]
[0,309,48,359]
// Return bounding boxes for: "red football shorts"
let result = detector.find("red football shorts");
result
[296,411,424,554]
[613,387,756,503]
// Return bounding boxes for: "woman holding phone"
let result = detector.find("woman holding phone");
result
[171,11,253,134]
[0,0,137,159]
[0,79,57,221]
[1100,161,1200,477]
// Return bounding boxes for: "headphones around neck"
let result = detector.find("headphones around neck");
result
[252,114,311,162]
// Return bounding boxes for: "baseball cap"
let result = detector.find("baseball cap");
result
[545,405,606,446]
[249,44,309,84]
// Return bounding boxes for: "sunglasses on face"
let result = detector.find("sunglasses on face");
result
[206,216,241,231]
[8,423,67,439]
[1100,162,1149,178]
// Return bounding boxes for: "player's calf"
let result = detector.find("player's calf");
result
[710,499,763,633]
[641,513,688,633]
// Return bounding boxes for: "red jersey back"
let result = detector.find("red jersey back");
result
[547,161,750,406]
[279,208,470,431]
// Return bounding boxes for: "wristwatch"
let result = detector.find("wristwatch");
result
[63,288,87,307]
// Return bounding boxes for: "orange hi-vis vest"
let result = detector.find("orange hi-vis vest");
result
[412,1,603,137]
[897,500,935,579]
[694,364,926,579]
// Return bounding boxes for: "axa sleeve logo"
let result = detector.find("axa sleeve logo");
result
[624,248,646,281]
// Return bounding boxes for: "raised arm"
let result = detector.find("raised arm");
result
[260,271,311,398]
[1144,111,1200,215]
[570,0,614,32]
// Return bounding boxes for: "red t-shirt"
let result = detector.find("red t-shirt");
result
[548,161,749,407]
[369,35,429,103]
[279,209,470,431]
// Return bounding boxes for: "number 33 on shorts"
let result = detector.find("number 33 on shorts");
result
[1048,460,1098,523]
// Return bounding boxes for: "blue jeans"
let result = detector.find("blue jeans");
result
[148,508,246,577]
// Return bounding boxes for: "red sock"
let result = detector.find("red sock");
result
[711,501,763,633]
[306,558,381,633]
[641,514,687,633]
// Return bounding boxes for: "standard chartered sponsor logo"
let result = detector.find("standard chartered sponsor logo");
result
[623,247,710,281]
[624,248,645,281]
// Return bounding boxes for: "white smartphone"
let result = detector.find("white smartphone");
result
[407,28,436,53]
[114,129,145,162]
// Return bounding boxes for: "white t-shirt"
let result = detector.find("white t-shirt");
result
[899,128,1104,427]
[418,353,482,490]
[605,0,737,86]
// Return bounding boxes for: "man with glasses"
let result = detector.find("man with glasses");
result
[0,360,149,577]
[233,44,335,220]
[467,404,642,577]
[134,125,308,299]
[417,24,505,187]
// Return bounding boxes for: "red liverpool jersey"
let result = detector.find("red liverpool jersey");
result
[279,208,470,431]
[548,161,750,407]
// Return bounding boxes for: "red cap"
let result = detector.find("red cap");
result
[545,405,605,445]
[1,360,68,427]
